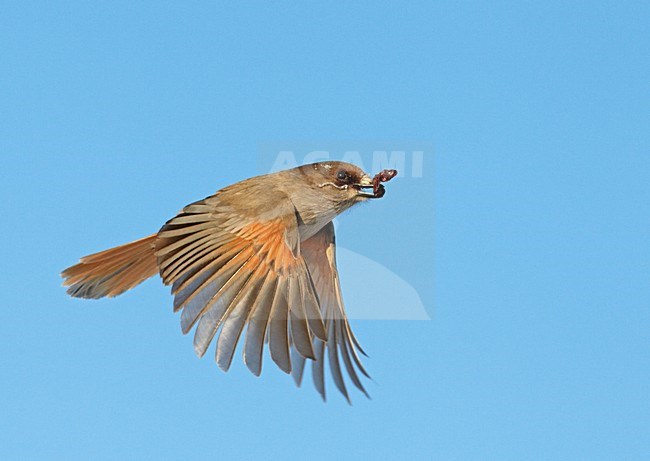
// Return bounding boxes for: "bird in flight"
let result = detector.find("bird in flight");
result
[62,162,397,402]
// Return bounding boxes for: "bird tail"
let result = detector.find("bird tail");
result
[61,234,158,299]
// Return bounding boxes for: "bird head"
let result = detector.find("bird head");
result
[297,160,388,198]
[280,161,395,230]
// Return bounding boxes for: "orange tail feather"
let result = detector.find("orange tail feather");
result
[62,234,158,299]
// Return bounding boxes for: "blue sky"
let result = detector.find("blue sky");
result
[1,1,649,460]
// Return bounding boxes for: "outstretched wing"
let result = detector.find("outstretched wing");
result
[154,189,326,376]
[292,222,371,403]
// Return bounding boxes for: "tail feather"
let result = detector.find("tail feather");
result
[62,234,158,299]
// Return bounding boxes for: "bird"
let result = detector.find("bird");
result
[61,161,397,403]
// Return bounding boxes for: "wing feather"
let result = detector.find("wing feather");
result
[153,191,335,388]
[193,256,258,357]
[336,317,370,397]
[178,247,248,328]
[289,275,316,359]
[326,318,350,404]
[173,245,242,310]
[243,274,278,376]
[215,266,267,371]
[311,339,326,401]
[159,233,233,279]
[268,276,291,373]
[298,267,327,342]
[300,222,371,402]
[290,344,307,387]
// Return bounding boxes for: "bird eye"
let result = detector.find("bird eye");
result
[336,170,348,182]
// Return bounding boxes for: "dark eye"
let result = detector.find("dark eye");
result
[336,170,349,182]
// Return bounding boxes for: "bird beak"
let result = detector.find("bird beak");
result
[354,175,383,198]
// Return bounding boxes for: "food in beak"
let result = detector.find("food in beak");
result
[355,169,398,198]
[372,170,397,195]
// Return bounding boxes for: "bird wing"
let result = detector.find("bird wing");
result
[154,189,327,377]
[292,222,371,403]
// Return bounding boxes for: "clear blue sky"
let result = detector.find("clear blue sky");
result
[1,1,649,460]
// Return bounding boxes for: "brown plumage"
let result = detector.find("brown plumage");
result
[61,161,397,402]
[62,234,158,299]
